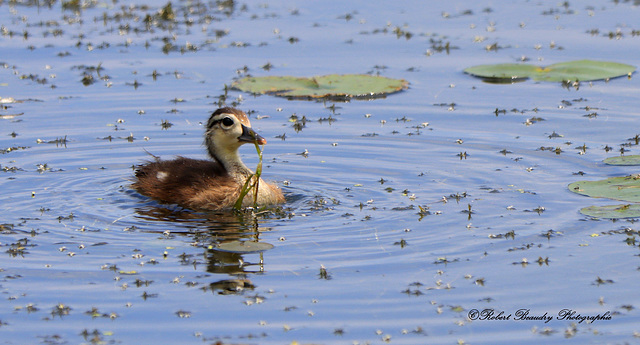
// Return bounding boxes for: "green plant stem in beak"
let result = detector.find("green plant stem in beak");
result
[234,136,264,210]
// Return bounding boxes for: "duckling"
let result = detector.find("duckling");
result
[132,107,285,210]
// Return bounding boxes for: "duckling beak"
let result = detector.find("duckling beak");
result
[238,124,267,145]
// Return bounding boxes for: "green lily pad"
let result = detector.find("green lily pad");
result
[464,60,635,82]
[214,240,274,253]
[231,74,409,100]
[464,64,538,82]
[579,204,640,219]
[568,175,640,202]
[604,155,640,166]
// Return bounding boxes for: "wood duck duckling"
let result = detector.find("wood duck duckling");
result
[132,107,285,210]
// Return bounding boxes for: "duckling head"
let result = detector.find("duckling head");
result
[205,108,266,171]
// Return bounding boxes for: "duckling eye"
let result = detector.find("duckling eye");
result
[221,117,234,128]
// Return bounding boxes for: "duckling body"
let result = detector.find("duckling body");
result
[132,108,285,210]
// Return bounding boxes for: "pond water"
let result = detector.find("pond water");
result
[1,0,640,344]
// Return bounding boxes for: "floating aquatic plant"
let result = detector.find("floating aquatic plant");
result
[569,175,640,203]
[464,60,635,83]
[570,155,640,218]
[578,204,640,219]
[603,155,640,166]
[569,174,640,218]
[231,74,409,100]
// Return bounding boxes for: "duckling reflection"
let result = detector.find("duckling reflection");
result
[134,204,251,232]
[133,107,285,210]
[206,249,265,275]
[206,279,255,295]
[134,204,274,275]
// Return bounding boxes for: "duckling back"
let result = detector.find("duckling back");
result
[133,157,239,210]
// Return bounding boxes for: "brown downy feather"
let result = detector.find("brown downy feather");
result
[132,157,241,210]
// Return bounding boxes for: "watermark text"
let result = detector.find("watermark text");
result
[467,308,611,324]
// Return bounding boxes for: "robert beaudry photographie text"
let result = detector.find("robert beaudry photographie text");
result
[468,308,612,324]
